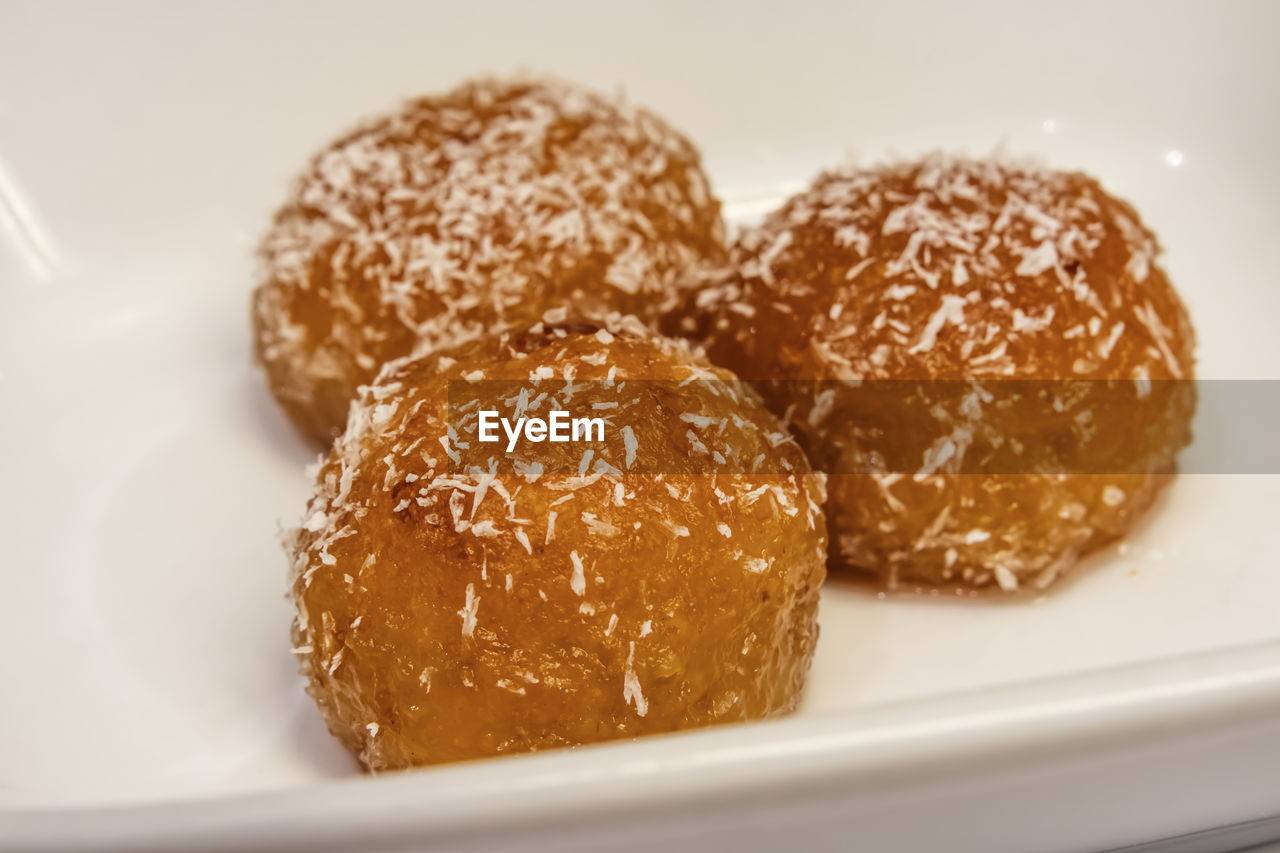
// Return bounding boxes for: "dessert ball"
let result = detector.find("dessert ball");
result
[254,77,727,444]
[289,315,826,769]
[687,155,1196,592]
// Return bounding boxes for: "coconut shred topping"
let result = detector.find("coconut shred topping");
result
[288,316,827,745]
[704,154,1194,382]
[689,154,1196,595]
[254,77,725,425]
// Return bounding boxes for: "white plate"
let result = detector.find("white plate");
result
[3,1,1279,850]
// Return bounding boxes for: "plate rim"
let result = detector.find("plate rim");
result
[5,637,1279,850]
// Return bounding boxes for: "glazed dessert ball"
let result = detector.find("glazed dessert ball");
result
[253,77,727,444]
[688,155,1196,592]
[289,315,826,769]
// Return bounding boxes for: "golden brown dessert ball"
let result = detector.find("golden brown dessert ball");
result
[688,155,1196,593]
[253,77,727,444]
[289,315,826,769]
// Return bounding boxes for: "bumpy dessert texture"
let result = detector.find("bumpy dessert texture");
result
[254,77,727,444]
[289,315,827,769]
[686,155,1196,592]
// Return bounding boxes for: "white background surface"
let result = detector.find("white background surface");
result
[1,0,1278,849]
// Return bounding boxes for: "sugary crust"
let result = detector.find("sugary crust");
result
[254,77,727,443]
[696,154,1193,383]
[289,316,827,768]
[690,155,1197,591]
